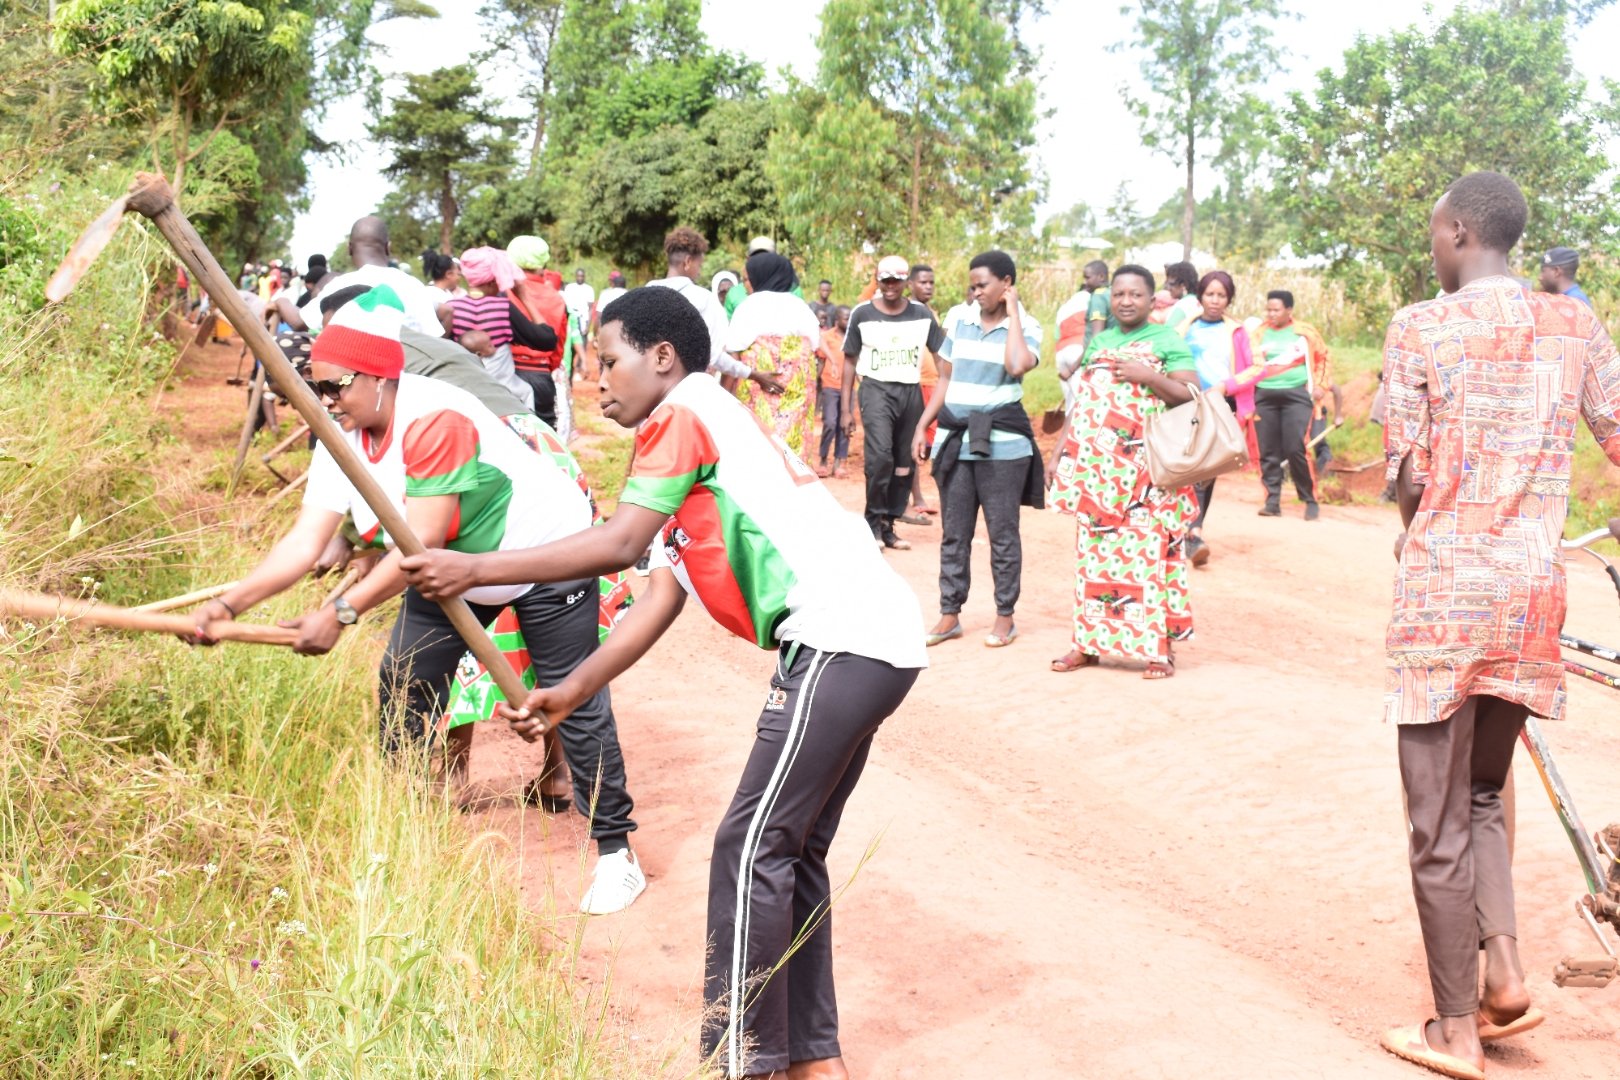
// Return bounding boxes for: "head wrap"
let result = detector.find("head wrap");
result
[309,284,405,379]
[460,247,521,292]
[508,234,551,271]
[745,252,797,294]
[710,270,738,301]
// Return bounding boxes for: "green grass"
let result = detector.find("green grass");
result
[0,180,643,1077]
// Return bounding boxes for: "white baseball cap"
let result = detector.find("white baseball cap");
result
[876,255,910,280]
[747,235,776,255]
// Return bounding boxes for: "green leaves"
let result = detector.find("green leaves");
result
[1275,7,1620,304]
[773,0,1040,255]
[1115,0,1290,258]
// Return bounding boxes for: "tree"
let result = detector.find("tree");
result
[1275,7,1620,304]
[560,99,780,271]
[479,0,565,167]
[51,0,312,195]
[1104,182,1152,255]
[369,64,518,252]
[780,0,1041,254]
[1113,0,1286,261]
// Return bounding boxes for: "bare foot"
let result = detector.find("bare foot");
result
[1424,1015,1485,1073]
[1480,934,1532,1025]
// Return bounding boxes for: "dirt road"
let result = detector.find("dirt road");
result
[174,338,1620,1078]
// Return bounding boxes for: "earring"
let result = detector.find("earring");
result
[375,379,384,409]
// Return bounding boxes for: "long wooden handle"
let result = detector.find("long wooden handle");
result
[122,174,527,704]
[0,589,297,646]
[132,581,239,613]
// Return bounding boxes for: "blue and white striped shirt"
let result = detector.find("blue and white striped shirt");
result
[937,302,1043,460]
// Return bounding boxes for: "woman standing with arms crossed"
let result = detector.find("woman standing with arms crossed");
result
[1049,265,1199,680]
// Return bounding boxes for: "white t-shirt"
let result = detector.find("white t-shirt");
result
[303,374,591,606]
[724,291,821,354]
[646,276,733,374]
[619,373,927,669]
[596,286,627,314]
[562,281,596,318]
[300,264,444,337]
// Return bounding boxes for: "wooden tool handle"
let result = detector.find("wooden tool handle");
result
[0,589,297,645]
[132,581,239,613]
[121,174,528,705]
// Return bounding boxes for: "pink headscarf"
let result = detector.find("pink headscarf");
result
[459,247,521,293]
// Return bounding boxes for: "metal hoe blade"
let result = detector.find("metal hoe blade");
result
[45,195,130,303]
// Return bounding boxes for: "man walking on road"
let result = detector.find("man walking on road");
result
[1379,170,1620,1080]
[842,255,946,551]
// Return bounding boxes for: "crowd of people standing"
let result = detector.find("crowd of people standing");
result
[194,186,1620,1080]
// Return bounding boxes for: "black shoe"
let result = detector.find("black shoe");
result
[880,528,911,551]
[1304,503,1320,521]
[1187,535,1211,567]
[1258,502,1281,517]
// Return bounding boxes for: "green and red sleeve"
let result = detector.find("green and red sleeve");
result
[618,404,718,515]
[403,410,482,497]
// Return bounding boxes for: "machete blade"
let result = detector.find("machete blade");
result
[45,195,130,303]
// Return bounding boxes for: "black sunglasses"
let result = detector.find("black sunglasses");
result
[310,372,360,400]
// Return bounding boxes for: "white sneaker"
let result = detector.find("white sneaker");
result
[579,849,646,915]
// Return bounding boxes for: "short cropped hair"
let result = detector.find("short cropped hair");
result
[1114,264,1156,292]
[319,283,371,317]
[1266,289,1294,309]
[968,250,1017,284]
[1444,171,1528,254]
[908,263,933,278]
[1164,261,1199,291]
[819,278,832,286]
[1082,259,1109,277]
[663,226,709,262]
[600,286,711,375]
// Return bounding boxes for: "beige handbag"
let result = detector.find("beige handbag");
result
[1145,387,1249,489]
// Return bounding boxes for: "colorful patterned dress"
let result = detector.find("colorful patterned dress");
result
[727,291,823,458]
[735,333,817,456]
[1065,323,1199,663]
[1382,276,1620,725]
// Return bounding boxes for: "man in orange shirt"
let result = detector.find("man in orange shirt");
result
[815,305,852,477]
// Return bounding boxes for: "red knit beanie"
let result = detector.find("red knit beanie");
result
[310,284,406,378]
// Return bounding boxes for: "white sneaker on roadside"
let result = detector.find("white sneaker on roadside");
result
[580,849,646,915]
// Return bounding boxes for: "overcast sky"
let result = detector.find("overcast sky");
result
[287,0,1620,264]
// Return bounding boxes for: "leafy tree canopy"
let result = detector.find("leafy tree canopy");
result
[369,63,519,253]
[1275,6,1620,304]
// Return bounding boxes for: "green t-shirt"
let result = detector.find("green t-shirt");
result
[1258,325,1309,389]
[1085,288,1117,334]
[725,281,803,318]
[1082,322,1197,374]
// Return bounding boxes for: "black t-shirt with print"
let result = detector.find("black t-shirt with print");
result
[842,300,945,385]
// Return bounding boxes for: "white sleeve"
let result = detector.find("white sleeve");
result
[704,294,749,377]
[298,294,324,333]
[301,443,354,514]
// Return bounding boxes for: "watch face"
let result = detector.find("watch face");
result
[334,600,358,624]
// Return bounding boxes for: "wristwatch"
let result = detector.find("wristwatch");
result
[332,597,359,626]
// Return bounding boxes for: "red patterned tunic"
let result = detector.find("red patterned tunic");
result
[1383,276,1620,724]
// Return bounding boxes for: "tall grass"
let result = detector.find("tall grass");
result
[0,179,652,1077]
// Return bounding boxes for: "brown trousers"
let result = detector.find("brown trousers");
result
[1397,695,1527,1016]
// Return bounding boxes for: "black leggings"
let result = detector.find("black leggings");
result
[379,583,635,843]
